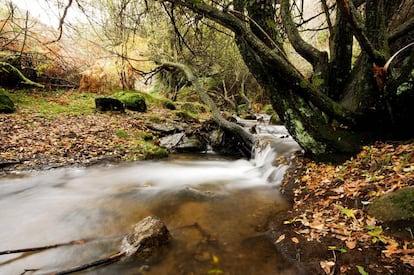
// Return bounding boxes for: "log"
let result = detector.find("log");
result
[0,61,44,88]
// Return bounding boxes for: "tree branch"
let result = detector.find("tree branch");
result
[160,61,254,157]
[337,0,385,65]
[388,16,414,44]
[47,0,74,44]
[0,61,44,88]
[280,0,328,75]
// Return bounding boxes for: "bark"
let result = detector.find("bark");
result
[161,0,414,159]
[327,6,353,99]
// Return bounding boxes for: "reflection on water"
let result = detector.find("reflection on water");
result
[0,122,302,274]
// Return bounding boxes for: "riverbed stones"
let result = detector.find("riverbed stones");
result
[121,216,171,257]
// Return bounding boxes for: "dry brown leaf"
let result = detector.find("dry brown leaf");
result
[275,234,285,244]
[345,240,357,250]
[320,260,335,275]
[291,237,300,244]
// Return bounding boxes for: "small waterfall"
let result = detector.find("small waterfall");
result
[240,116,303,185]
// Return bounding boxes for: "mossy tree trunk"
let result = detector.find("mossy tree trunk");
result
[161,0,414,160]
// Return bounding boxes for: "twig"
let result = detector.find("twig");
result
[0,239,89,255]
[49,251,125,275]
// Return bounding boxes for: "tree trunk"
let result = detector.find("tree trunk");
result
[162,0,414,160]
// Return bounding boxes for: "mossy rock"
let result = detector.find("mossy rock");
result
[367,187,414,222]
[163,100,176,110]
[0,94,16,113]
[121,94,147,112]
[181,102,205,114]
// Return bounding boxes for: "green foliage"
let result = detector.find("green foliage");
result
[356,265,369,275]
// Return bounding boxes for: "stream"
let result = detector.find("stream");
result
[0,121,302,274]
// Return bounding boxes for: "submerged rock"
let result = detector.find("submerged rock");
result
[121,216,171,257]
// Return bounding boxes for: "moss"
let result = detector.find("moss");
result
[368,187,414,222]
[285,108,327,156]
[163,100,176,110]
[175,110,197,120]
[4,89,95,116]
[0,93,16,113]
[142,133,154,141]
[115,130,129,139]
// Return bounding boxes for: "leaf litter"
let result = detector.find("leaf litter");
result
[280,142,414,274]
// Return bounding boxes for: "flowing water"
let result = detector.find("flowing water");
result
[0,122,302,275]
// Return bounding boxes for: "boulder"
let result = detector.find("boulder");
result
[95,97,125,112]
[367,187,414,222]
[121,216,171,257]
[0,94,16,113]
[175,134,207,152]
[122,94,147,112]
[159,133,186,149]
[147,123,185,135]
[159,133,207,153]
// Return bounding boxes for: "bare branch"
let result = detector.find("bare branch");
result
[280,0,328,73]
[47,0,74,44]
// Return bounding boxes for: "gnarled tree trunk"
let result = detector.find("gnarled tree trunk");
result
[161,0,414,160]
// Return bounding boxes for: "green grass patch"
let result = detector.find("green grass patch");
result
[3,89,95,116]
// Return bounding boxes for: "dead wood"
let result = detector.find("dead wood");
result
[50,251,126,275]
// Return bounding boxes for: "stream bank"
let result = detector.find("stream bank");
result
[274,142,414,274]
[1,90,413,274]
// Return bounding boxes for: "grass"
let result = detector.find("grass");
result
[4,89,96,116]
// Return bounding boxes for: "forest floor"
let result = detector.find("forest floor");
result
[0,89,206,175]
[1,90,413,274]
[274,142,414,274]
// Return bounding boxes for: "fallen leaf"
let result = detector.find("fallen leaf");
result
[291,237,300,244]
[345,240,357,250]
[356,265,369,275]
[212,255,219,264]
[320,260,335,274]
[275,234,285,244]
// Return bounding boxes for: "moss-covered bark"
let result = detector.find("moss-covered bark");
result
[164,0,414,160]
